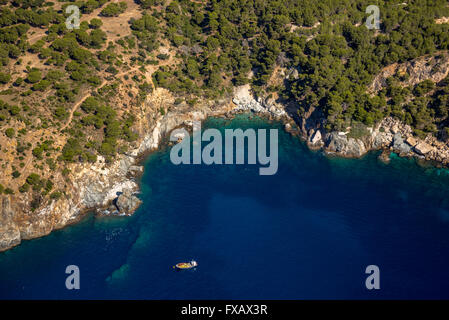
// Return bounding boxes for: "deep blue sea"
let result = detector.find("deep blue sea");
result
[1,114,449,299]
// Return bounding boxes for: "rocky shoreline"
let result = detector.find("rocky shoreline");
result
[234,83,449,166]
[2,83,449,252]
[306,116,449,165]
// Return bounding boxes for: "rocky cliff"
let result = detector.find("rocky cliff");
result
[305,53,449,163]
[0,85,290,252]
[0,196,21,250]
[305,117,442,161]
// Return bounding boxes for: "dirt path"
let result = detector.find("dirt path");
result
[60,65,142,130]
[27,31,46,44]
[60,46,178,131]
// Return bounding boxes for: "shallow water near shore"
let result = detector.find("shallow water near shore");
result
[1,114,449,299]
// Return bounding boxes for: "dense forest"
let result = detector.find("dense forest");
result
[1,0,449,200]
[149,0,449,137]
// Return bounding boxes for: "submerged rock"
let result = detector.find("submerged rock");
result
[378,150,391,164]
[115,189,142,215]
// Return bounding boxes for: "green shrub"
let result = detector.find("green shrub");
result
[100,2,127,17]
[5,128,15,138]
[413,80,435,96]
[32,146,44,159]
[89,18,103,29]
[85,152,97,163]
[26,173,41,185]
[81,96,100,113]
[32,79,51,91]
[54,106,68,120]
[50,191,62,199]
[156,53,169,60]
[62,138,82,161]
[8,105,20,116]
[99,141,115,155]
[0,72,11,84]
[26,69,42,83]
[19,183,30,193]
[43,180,53,194]
[13,77,23,86]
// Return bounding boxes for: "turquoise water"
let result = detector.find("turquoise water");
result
[1,114,449,299]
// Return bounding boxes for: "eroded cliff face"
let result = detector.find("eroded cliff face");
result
[369,52,449,93]
[0,196,20,251]
[0,86,290,252]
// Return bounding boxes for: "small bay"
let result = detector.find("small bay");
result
[1,114,449,299]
